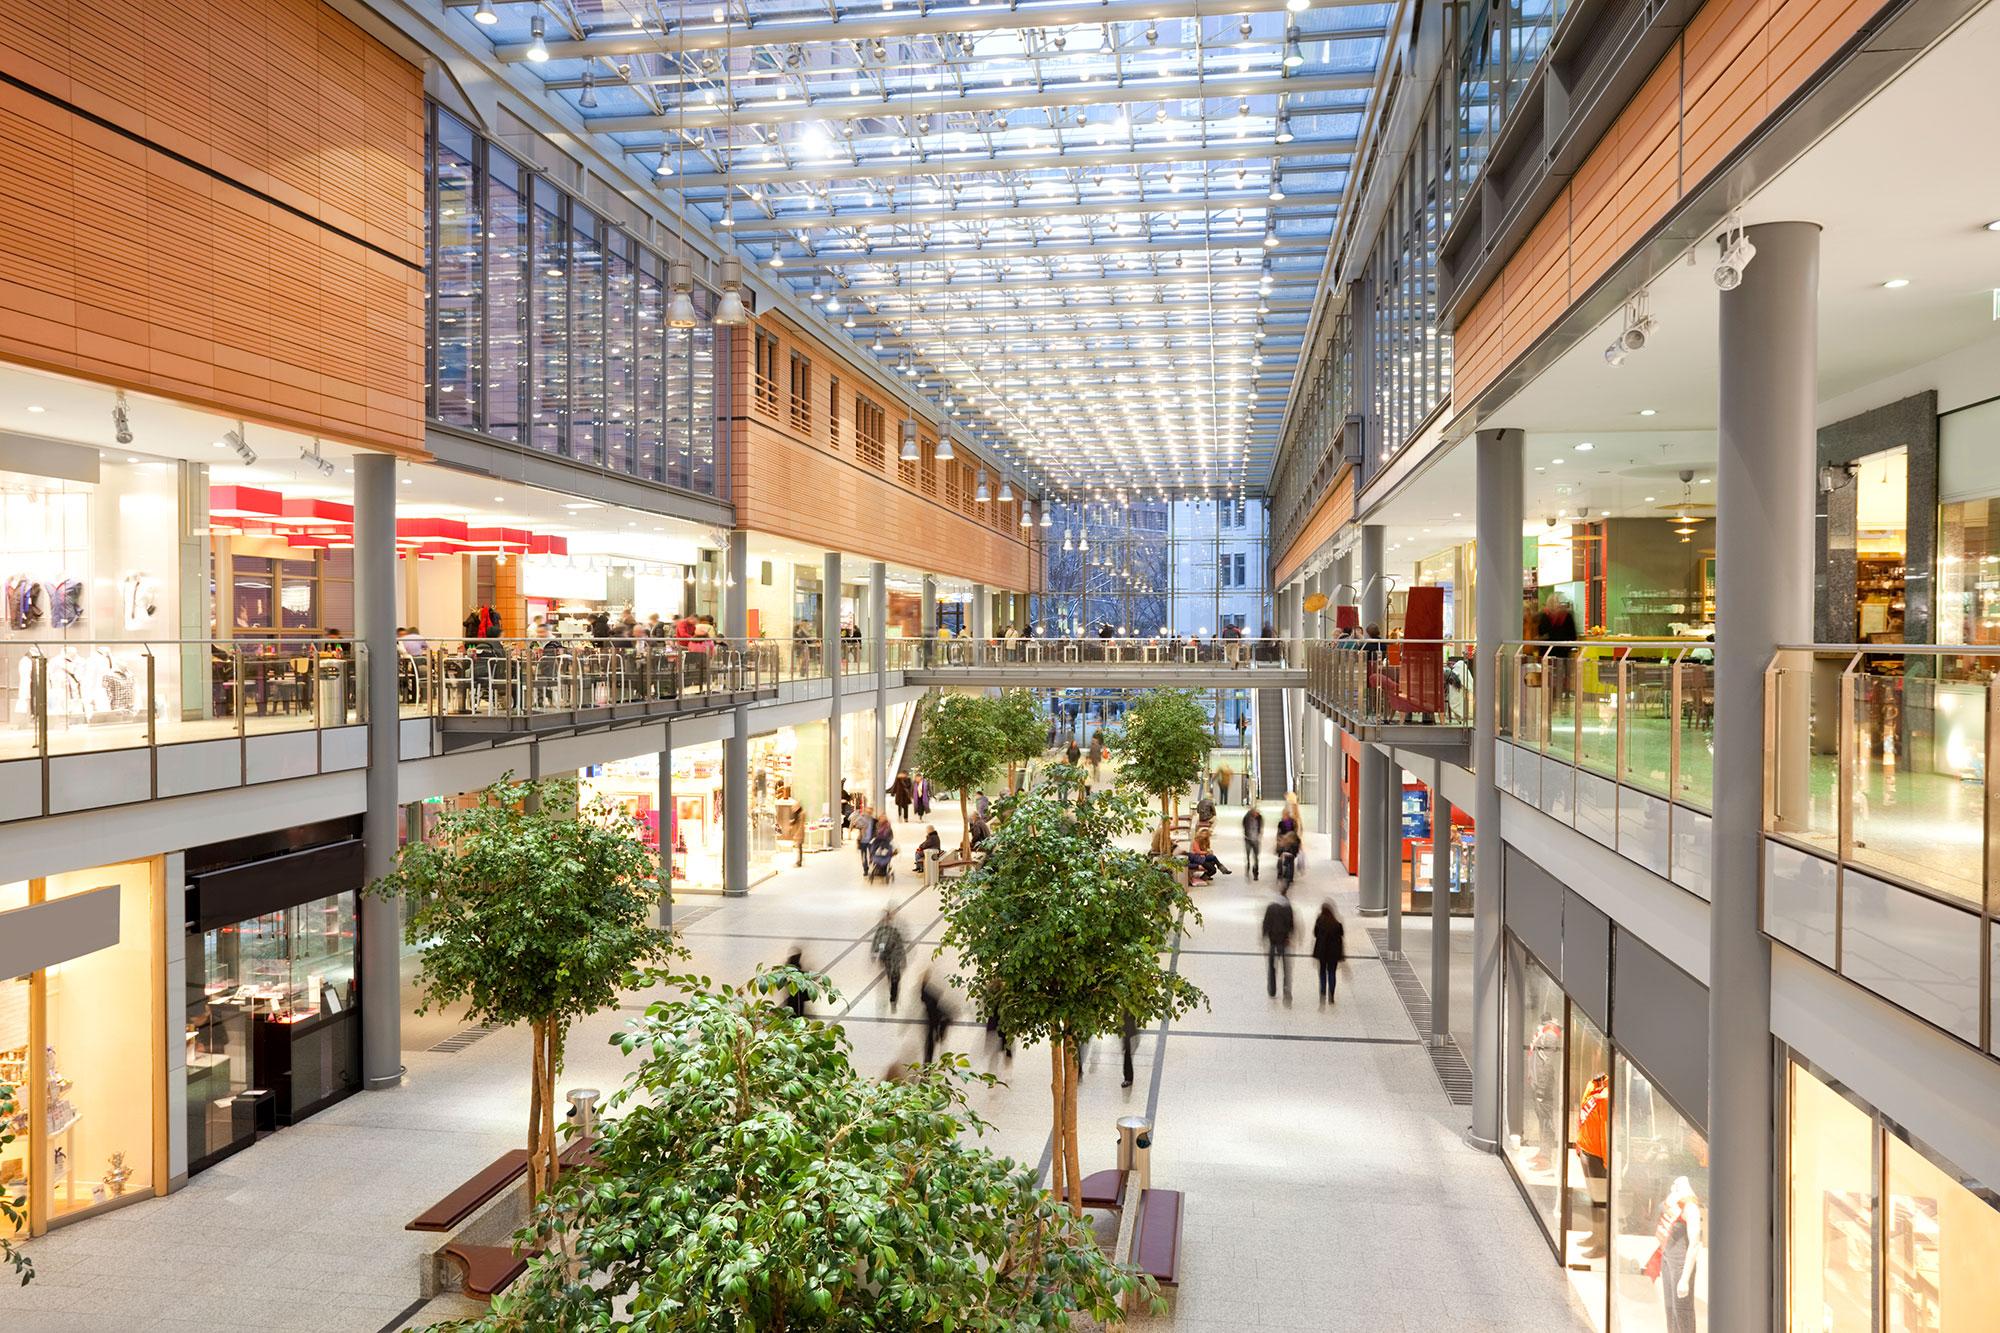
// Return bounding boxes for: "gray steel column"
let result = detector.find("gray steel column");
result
[1382,752,1403,954]
[870,560,887,808]
[354,452,402,1090]
[723,530,750,896]
[1332,548,1355,868]
[1357,525,1390,917]
[971,582,988,663]
[1711,220,1818,1333]
[658,724,674,929]
[824,552,844,820]
[1285,579,1306,805]
[1470,427,1523,1150]
[1430,757,1452,1047]
[921,575,937,636]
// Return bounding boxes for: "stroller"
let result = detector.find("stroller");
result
[866,837,897,882]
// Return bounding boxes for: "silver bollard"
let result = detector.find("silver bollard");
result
[1117,1114,1153,1191]
[566,1087,602,1141]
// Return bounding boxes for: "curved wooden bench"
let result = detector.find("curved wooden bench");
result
[439,1243,539,1299]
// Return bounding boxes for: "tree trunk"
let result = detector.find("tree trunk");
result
[1063,1038,1084,1219]
[543,1019,562,1195]
[527,1018,546,1200]
[959,786,972,856]
[1056,1040,1072,1200]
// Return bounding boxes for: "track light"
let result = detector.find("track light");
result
[473,2,498,23]
[111,390,133,445]
[526,16,549,61]
[1713,222,1756,291]
[667,261,697,328]
[713,256,748,326]
[299,438,335,479]
[224,423,256,465]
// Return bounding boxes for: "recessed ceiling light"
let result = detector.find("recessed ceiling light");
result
[1452,511,1462,518]
[1574,441,1594,452]
[1882,278,1910,289]
[1644,495,1656,503]
[1638,408,1657,417]
[1987,220,2000,232]
[1698,477,1712,484]
[401,478,414,485]
[1551,457,1565,465]
[25,404,44,413]
[494,496,505,502]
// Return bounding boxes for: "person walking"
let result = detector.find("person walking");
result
[1120,1009,1139,1088]
[919,973,954,1063]
[1275,824,1302,892]
[1262,891,1298,1002]
[1311,901,1346,1006]
[1065,736,1083,766]
[870,908,910,1011]
[890,770,914,823]
[782,948,809,1020]
[1214,761,1235,806]
[1087,729,1105,783]
[850,801,875,872]
[913,773,931,819]
[1242,803,1265,881]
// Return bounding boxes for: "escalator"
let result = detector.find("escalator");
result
[1254,687,1291,798]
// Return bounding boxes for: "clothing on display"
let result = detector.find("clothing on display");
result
[7,577,46,630]
[49,578,84,628]
[121,572,160,630]
[1648,1177,1703,1333]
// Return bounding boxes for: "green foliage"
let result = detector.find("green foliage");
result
[990,690,1047,770]
[912,692,1005,802]
[0,1082,30,1285]
[369,777,676,1035]
[941,774,1206,1051]
[442,969,1156,1331]
[1109,690,1213,817]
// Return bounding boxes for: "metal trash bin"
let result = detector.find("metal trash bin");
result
[315,667,347,723]
[1117,1114,1153,1192]
[566,1087,602,1140]
[924,847,943,887]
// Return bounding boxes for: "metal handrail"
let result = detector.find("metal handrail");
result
[1306,638,1476,728]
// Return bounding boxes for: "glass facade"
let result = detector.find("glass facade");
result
[1786,1059,2000,1332]
[1504,938,1568,1244]
[1368,73,1456,465]
[425,105,721,496]
[1036,498,1269,639]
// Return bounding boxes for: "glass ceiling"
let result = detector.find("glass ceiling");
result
[455,0,1391,499]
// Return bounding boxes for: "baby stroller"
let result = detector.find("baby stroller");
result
[866,838,897,882]
[1275,845,1299,891]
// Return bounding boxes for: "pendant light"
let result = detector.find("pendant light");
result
[713,256,748,325]
[473,2,498,23]
[975,469,991,502]
[899,419,920,462]
[1062,529,1073,552]
[997,478,1015,502]
[668,261,698,327]
[935,430,955,460]
[526,16,549,61]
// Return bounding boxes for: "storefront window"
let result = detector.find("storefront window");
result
[43,861,158,1219]
[1504,937,1566,1245]
[1611,1058,1708,1333]
[1567,1007,1612,1280]
[1883,1134,2000,1329]
[1788,1063,1875,1332]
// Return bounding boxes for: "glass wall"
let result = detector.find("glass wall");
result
[425,104,722,497]
[1786,1058,2000,1332]
[1504,936,1567,1243]
[1037,498,1268,638]
[1368,74,1454,464]
[1612,1061,1709,1333]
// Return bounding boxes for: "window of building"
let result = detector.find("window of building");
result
[854,396,885,469]
[789,351,812,433]
[754,331,781,414]
[1788,1062,1876,1332]
[429,109,481,428]
[1504,937,1567,1246]
[827,375,841,448]
[1610,1058,1708,1333]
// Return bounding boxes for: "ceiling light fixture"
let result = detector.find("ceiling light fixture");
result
[473,2,498,24]
[1713,215,1755,291]
[1881,278,1910,289]
[714,256,749,325]
[899,419,920,462]
[668,261,698,327]
[579,71,598,109]
[526,16,549,61]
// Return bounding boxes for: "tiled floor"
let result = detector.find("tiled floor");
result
[0,793,1593,1333]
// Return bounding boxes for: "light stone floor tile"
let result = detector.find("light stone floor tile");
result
[0,798,1593,1332]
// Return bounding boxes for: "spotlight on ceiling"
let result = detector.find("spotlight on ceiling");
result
[224,423,256,466]
[1713,218,1756,291]
[111,390,133,446]
[299,438,335,479]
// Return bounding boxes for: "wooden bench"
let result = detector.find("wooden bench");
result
[439,1242,539,1299]
[1128,1188,1183,1298]
[1078,1167,1129,1215]
[937,851,984,879]
[406,1149,530,1232]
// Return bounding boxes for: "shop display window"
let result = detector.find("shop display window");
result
[1610,1058,1708,1333]
[1566,1007,1613,1277]
[1882,1133,2000,1329]
[1503,937,1567,1246]
[1787,1063,1875,1332]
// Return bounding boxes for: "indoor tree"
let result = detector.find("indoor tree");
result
[440,968,1159,1331]
[991,688,1049,797]
[913,690,1005,855]
[940,773,1205,1215]
[369,776,677,1200]
[1111,688,1214,832]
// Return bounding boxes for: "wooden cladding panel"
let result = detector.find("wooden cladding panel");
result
[734,417,1030,587]
[0,0,425,267]
[1449,0,1886,411]
[1273,467,1356,587]
[0,83,425,455]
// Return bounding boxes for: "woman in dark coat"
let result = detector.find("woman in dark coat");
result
[890,771,914,822]
[1312,902,1347,1006]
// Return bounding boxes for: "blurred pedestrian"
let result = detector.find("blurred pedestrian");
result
[782,947,809,1020]
[1312,901,1347,1007]
[1262,891,1298,1002]
[1242,803,1265,881]
[1121,1009,1139,1088]
[1275,824,1302,892]
[1215,761,1235,806]
[920,973,955,1063]
[890,771,914,822]
[870,908,909,1010]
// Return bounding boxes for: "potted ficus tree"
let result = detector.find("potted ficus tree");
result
[369,776,677,1200]
[1,1082,29,1285]
[913,691,1006,856]
[991,688,1049,797]
[940,773,1205,1215]
[436,968,1159,1330]
[1111,688,1214,834]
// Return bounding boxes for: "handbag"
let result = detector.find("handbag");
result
[1643,1246,1663,1281]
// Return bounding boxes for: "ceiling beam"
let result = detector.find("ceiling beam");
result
[582,72,1373,131]
[839,271,1309,295]
[844,296,1312,320]
[658,136,1360,187]
[487,0,1390,62]
[790,237,1323,266]
[732,188,1341,232]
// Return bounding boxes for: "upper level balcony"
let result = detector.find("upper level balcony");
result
[1305,639,1475,758]
[905,636,1307,688]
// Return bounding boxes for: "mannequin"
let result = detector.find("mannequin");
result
[1527,1014,1562,1170]
[1572,1071,1611,1259]
[1653,1175,1704,1333]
